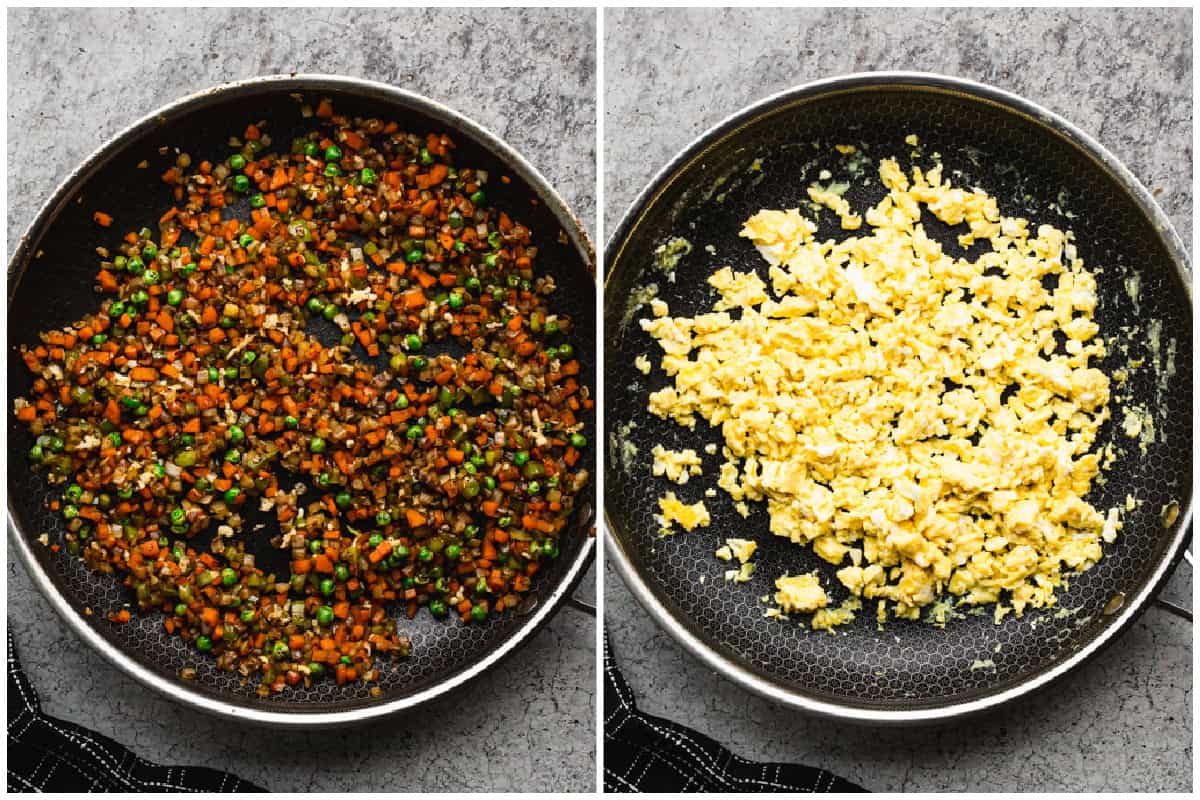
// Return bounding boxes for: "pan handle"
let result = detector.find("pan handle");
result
[1152,549,1193,622]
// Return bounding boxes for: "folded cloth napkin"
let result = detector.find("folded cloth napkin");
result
[604,630,866,793]
[7,630,264,793]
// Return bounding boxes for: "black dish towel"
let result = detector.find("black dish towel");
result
[604,630,866,793]
[7,630,263,793]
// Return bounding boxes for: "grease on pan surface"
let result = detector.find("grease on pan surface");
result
[641,147,1125,631]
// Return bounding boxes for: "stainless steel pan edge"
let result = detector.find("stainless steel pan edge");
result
[603,71,1192,725]
[8,73,596,728]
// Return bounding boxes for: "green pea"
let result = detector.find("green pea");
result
[239,608,256,623]
[284,415,299,429]
[91,333,107,345]
[230,174,250,193]
[485,254,499,269]
[28,444,43,462]
[335,492,351,508]
[335,563,350,582]
[241,350,257,365]
[465,524,480,539]
[319,578,335,596]
[224,366,238,380]
[393,395,409,410]
[224,449,241,464]
[405,333,422,351]
[229,154,247,170]
[570,433,587,448]
[309,437,326,454]
[304,142,320,158]
[418,547,433,562]
[250,193,266,209]
[368,533,384,548]
[167,288,184,306]
[410,355,428,370]
[543,541,560,559]
[324,163,340,178]
[221,567,238,586]
[419,147,434,166]
[272,641,289,659]
[65,484,82,502]
[406,248,424,264]
[175,603,188,617]
[470,190,486,206]
[448,292,464,310]
[228,424,245,444]
[360,167,377,185]
[309,538,324,554]
[445,544,462,561]
[196,635,213,652]
[223,487,241,504]
[484,476,496,491]
[429,599,448,617]
[394,545,410,560]
[62,504,79,520]
[465,276,481,292]
[513,451,529,466]
[558,343,574,359]
[108,301,126,318]
[323,304,339,321]
[170,507,186,526]
[406,425,423,441]
[497,516,512,528]
[239,233,255,249]
[316,605,335,626]
[528,481,541,495]
[127,257,144,275]
[470,604,487,622]
[324,145,342,162]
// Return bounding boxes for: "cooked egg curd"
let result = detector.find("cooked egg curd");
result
[643,154,1118,628]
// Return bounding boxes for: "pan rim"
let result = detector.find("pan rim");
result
[8,72,596,728]
[603,70,1192,725]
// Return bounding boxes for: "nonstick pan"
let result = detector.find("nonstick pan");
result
[604,72,1191,724]
[8,75,596,727]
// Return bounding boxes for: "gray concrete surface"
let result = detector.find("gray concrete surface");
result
[604,7,1191,793]
[7,8,596,793]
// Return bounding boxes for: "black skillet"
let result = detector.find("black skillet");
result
[604,73,1191,723]
[8,75,596,727]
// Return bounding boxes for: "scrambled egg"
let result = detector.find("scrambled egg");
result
[651,444,703,484]
[642,152,1119,628]
[657,492,710,533]
[715,537,757,564]
[775,573,829,613]
[725,562,756,584]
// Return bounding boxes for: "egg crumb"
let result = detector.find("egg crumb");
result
[725,562,756,583]
[634,354,652,375]
[643,150,1115,629]
[774,573,829,613]
[656,492,710,532]
[715,537,757,564]
[651,444,703,484]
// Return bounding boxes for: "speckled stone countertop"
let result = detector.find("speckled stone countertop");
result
[7,8,595,793]
[604,7,1191,793]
